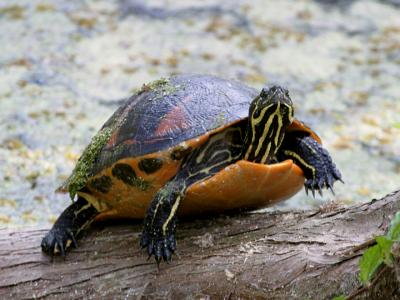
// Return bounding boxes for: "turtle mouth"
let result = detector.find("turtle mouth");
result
[260,86,293,107]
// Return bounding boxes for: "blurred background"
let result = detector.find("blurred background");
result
[0,0,399,227]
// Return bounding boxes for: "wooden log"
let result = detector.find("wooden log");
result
[1,191,400,299]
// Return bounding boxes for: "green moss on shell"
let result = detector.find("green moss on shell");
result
[64,127,113,200]
[213,112,226,128]
[62,77,179,200]
[140,78,180,97]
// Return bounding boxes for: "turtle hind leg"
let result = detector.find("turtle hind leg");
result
[278,133,343,196]
[41,196,98,256]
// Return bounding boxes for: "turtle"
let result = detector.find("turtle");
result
[41,74,342,263]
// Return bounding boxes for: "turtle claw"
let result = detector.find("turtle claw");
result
[57,238,66,257]
[41,227,76,257]
[140,182,180,264]
[304,167,342,198]
[326,183,333,195]
[317,180,324,197]
[140,230,176,264]
[68,230,78,249]
[329,186,336,196]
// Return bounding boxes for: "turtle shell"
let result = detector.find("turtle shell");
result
[94,74,257,173]
[60,75,256,214]
[60,74,320,219]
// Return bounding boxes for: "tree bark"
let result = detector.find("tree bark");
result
[1,191,400,299]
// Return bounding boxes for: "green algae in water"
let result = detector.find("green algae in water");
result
[0,5,25,19]
[63,127,113,200]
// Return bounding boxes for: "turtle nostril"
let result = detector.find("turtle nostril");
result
[260,88,268,98]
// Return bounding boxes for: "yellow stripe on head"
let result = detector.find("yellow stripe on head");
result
[243,86,294,164]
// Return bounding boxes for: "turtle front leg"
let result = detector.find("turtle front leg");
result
[140,181,184,263]
[41,197,98,256]
[278,133,343,196]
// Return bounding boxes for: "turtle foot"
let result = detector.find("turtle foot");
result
[279,134,343,198]
[140,229,177,264]
[41,197,97,257]
[304,154,343,197]
[41,227,77,256]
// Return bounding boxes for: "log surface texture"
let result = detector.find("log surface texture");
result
[1,191,400,299]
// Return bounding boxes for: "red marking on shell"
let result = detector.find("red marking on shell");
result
[106,130,119,148]
[154,105,190,137]
[123,139,136,145]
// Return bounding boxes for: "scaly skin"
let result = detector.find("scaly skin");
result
[278,133,343,196]
[140,181,180,263]
[41,197,98,256]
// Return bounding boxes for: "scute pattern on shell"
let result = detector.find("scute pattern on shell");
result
[89,74,258,175]
[61,74,259,198]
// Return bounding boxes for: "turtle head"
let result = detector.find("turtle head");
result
[243,86,294,163]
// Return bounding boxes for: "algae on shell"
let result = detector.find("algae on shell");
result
[140,77,180,98]
[59,78,179,200]
[60,126,113,200]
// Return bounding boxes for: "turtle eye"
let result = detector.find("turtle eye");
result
[250,100,260,118]
[260,88,269,98]
[252,109,260,119]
